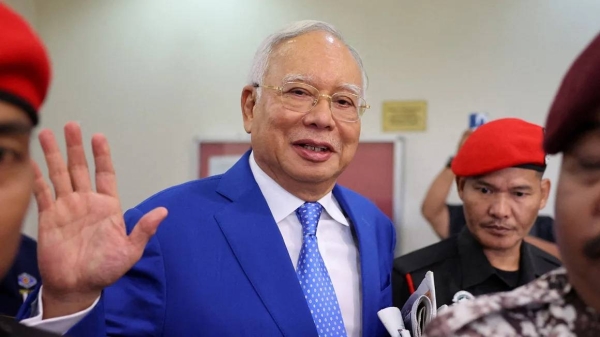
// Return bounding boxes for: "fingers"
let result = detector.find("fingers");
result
[128,207,168,256]
[65,122,93,192]
[39,128,73,198]
[32,160,54,212]
[39,122,117,198]
[92,133,119,198]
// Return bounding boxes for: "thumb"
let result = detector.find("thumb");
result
[128,207,168,257]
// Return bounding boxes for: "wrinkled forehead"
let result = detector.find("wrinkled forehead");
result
[264,31,363,92]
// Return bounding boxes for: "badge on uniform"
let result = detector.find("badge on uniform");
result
[18,273,37,302]
[452,290,475,304]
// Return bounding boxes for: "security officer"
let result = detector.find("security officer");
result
[392,118,561,309]
[0,235,41,317]
[420,128,559,258]
[0,3,61,336]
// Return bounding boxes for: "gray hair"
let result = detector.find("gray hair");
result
[247,20,368,98]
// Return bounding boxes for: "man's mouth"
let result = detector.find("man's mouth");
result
[299,144,330,152]
[485,225,510,230]
[481,224,513,233]
[292,140,335,162]
[292,139,334,152]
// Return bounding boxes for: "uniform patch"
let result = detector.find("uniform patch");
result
[17,272,37,289]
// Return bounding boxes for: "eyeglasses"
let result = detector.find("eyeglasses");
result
[253,81,369,122]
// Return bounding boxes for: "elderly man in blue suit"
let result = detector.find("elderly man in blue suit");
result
[18,20,396,337]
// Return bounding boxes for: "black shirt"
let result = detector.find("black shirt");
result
[493,268,520,289]
[0,235,40,317]
[392,228,561,309]
[447,204,556,243]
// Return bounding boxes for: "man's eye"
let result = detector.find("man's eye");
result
[0,147,21,165]
[578,159,600,171]
[286,88,312,97]
[333,96,356,108]
[478,187,491,194]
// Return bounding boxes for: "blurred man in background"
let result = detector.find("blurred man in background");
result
[0,3,60,336]
[421,128,559,258]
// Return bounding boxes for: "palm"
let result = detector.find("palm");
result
[33,122,166,299]
[38,191,127,293]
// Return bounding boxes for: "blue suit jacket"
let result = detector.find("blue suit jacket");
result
[20,151,396,336]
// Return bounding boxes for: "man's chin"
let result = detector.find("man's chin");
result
[478,234,521,251]
[291,172,334,184]
[286,164,338,183]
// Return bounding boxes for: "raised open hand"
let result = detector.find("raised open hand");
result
[34,122,167,318]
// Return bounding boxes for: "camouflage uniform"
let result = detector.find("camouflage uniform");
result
[423,267,600,336]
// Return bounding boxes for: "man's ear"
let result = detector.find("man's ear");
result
[457,176,467,201]
[539,178,551,210]
[241,85,256,134]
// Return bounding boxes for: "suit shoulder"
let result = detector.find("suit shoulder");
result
[334,185,389,220]
[335,185,376,207]
[133,175,224,209]
[393,237,458,274]
[527,243,562,268]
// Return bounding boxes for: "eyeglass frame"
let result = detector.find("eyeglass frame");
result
[252,81,370,122]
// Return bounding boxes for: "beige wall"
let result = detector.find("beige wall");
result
[3,0,36,25]
[13,0,600,255]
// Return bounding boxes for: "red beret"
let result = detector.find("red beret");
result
[544,32,600,154]
[452,118,546,177]
[0,3,51,125]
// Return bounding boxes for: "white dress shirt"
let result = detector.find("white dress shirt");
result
[21,151,362,336]
[20,287,98,333]
[249,152,362,337]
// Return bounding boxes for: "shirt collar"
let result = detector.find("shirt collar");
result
[249,151,349,226]
[458,228,497,289]
[517,240,547,283]
[457,228,543,289]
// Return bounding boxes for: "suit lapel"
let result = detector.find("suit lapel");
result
[214,151,318,337]
[333,186,379,337]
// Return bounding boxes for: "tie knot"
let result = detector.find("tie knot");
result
[295,202,323,236]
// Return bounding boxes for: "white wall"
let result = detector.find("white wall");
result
[20,0,600,255]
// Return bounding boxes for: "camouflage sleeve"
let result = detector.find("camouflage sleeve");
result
[421,287,521,336]
[423,309,519,337]
[423,268,581,337]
